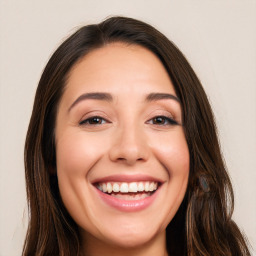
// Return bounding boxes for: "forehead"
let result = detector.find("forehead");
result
[64,42,176,100]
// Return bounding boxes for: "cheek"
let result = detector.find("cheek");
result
[55,130,109,228]
[55,131,105,209]
[56,131,106,176]
[149,130,189,221]
[155,131,189,225]
[150,130,190,176]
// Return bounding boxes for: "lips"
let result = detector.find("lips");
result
[92,175,163,212]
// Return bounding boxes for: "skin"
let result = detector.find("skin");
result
[55,43,190,256]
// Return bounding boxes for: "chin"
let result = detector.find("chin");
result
[107,233,154,249]
[99,221,164,249]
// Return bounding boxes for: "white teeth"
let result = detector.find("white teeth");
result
[120,183,129,193]
[149,182,155,191]
[107,183,112,193]
[112,192,150,200]
[129,182,138,192]
[97,184,103,191]
[112,183,119,192]
[102,183,107,193]
[144,182,150,192]
[138,182,144,192]
[97,181,158,194]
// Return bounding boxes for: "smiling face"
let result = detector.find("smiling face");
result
[55,43,190,253]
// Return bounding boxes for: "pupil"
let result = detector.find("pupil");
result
[154,117,164,124]
[90,117,101,124]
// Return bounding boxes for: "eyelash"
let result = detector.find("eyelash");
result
[79,115,178,126]
[146,116,178,126]
[79,116,108,125]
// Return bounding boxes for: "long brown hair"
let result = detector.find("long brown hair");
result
[23,16,251,255]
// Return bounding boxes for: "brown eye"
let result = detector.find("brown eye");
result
[79,116,107,125]
[88,117,103,124]
[148,116,178,126]
[152,116,166,125]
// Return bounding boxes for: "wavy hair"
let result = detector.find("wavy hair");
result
[23,16,251,255]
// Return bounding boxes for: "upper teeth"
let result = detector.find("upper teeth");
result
[97,181,158,193]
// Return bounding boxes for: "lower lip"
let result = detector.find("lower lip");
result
[94,187,160,212]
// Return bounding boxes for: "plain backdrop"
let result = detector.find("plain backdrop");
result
[0,0,255,255]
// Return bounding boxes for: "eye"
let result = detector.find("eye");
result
[147,116,178,126]
[79,116,108,125]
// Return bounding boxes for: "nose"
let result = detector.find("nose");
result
[109,123,149,165]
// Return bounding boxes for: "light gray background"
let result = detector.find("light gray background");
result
[0,0,255,255]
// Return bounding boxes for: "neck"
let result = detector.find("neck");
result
[80,230,168,256]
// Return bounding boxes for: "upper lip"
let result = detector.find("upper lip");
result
[91,174,164,184]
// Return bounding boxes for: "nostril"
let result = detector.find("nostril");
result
[117,157,125,161]
[119,157,145,165]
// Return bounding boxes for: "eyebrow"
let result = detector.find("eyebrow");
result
[68,92,180,112]
[146,93,180,103]
[68,92,113,112]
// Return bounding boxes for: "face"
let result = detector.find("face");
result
[55,43,189,249]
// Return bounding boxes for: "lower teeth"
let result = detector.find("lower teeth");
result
[108,192,151,200]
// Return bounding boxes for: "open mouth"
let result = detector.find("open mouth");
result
[95,181,159,201]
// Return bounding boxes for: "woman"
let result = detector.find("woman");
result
[23,16,251,255]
